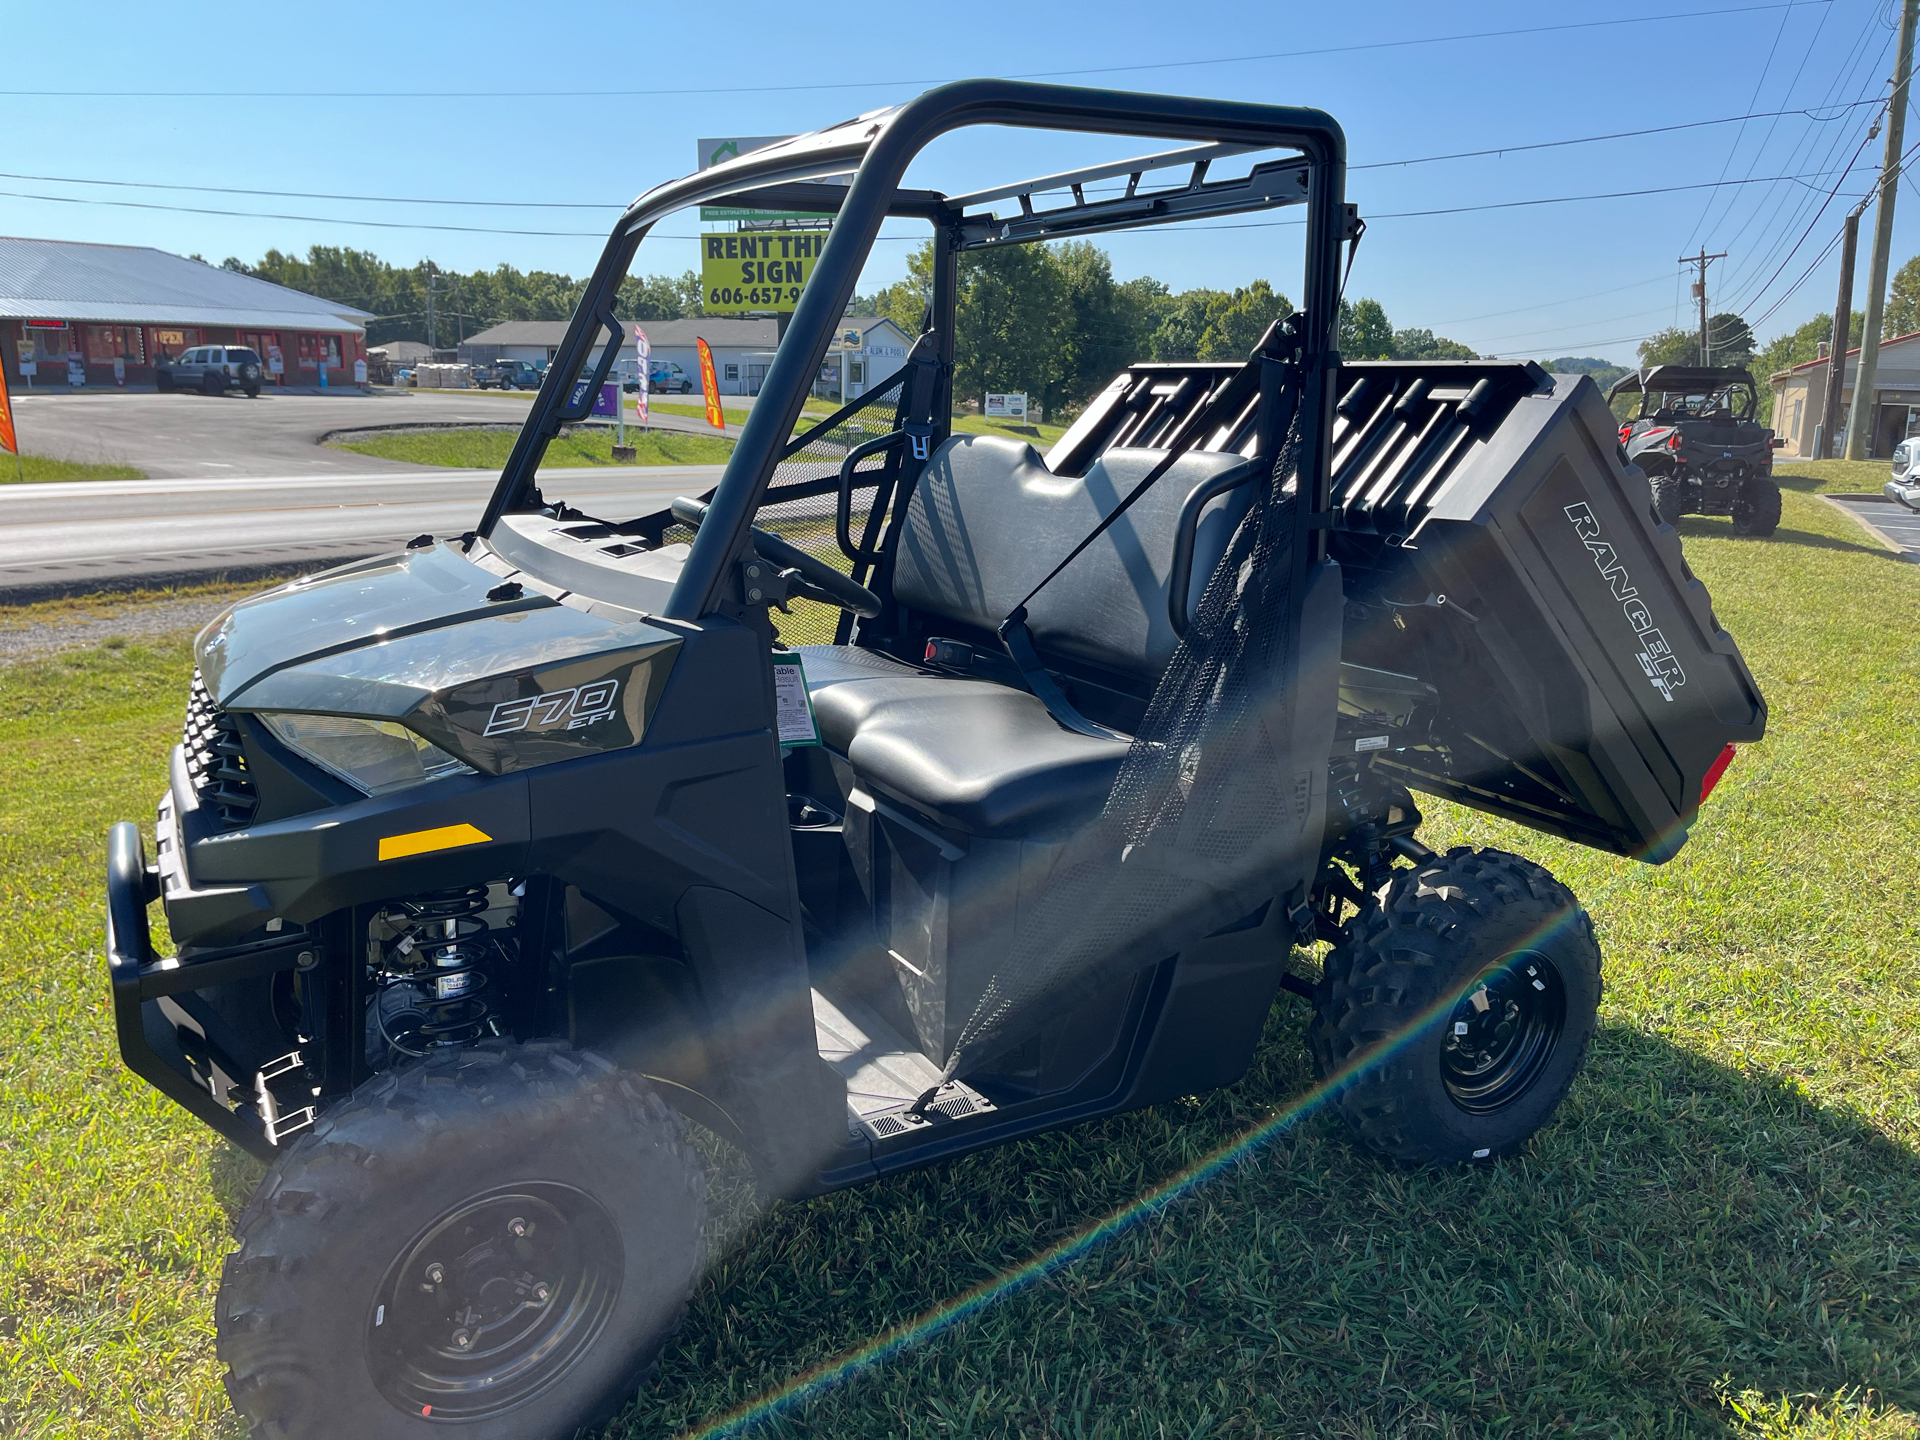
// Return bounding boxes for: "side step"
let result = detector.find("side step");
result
[811,988,997,1144]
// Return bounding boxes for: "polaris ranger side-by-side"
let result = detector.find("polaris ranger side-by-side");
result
[1609,364,1783,534]
[101,81,1766,1438]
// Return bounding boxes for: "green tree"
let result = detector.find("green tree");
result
[954,242,1070,413]
[1706,311,1754,365]
[1392,327,1476,360]
[1884,252,1920,337]
[1149,288,1228,361]
[1339,297,1394,359]
[1195,280,1294,361]
[1637,326,1700,367]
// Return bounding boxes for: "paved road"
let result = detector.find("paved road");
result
[0,465,727,597]
[8,387,721,480]
[1824,494,1920,561]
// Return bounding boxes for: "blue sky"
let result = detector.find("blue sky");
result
[4,0,1911,364]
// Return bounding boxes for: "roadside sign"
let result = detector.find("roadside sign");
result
[985,392,1028,420]
[696,339,724,430]
[66,354,85,388]
[113,357,125,385]
[0,353,19,463]
[633,326,650,429]
[354,358,368,386]
[696,136,845,222]
[267,344,284,376]
[700,227,830,314]
[17,337,35,377]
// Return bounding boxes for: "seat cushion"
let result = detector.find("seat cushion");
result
[799,645,1127,837]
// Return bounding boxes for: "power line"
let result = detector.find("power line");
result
[0,98,1881,219]
[0,2,1832,99]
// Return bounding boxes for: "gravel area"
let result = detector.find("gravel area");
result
[0,594,238,663]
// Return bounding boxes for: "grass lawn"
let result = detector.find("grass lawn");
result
[0,453,145,484]
[952,412,1073,448]
[1,484,1916,1437]
[330,427,734,468]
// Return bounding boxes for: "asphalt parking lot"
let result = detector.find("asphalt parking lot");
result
[8,385,721,481]
[0,388,733,595]
[1825,492,1920,559]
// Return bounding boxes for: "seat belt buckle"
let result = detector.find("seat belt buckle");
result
[905,423,933,461]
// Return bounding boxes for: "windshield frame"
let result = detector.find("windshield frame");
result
[476,78,1348,623]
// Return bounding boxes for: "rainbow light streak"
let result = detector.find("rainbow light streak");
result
[681,873,1640,1440]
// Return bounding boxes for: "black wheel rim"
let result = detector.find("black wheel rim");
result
[1441,952,1566,1115]
[366,1182,623,1422]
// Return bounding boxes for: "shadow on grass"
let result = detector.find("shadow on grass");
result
[587,1003,1919,1439]
[1676,514,1905,562]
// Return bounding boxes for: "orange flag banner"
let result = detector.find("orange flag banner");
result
[695,338,725,431]
[0,354,17,458]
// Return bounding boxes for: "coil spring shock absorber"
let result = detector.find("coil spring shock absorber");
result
[371,886,502,1058]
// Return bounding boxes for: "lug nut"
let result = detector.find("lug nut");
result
[425,1263,445,1284]
[533,1283,551,1304]
[452,1329,473,1350]
[508,1217,528,1237]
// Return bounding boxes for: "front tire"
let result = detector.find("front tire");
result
[1732,475,1782,536]
[218,1039,706,1438]
[1309,847,1601,1165]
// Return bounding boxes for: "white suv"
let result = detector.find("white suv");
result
[1889,439,1920,512]
[159,346,264,398]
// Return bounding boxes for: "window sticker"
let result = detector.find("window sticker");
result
[771,653,820,747]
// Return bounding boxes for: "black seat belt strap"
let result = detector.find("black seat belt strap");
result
[997,317,1302,739]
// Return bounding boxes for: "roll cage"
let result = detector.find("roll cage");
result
[475,78,1350,620]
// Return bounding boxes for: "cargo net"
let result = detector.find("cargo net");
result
[936,412,1313,1085]
[653,386,905,646]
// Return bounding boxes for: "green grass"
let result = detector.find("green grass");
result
[951,412,1072,448]
[330,427,735,468]
[1,489,1917,1437]
[0,453,145,484]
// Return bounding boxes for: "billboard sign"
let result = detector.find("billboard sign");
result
[633,325,650,426]
[700,227,831,314]
[984,392,1028,420]
[696,136,844,222]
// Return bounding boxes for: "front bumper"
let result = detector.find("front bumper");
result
[1888,475,1920,512]
[105,821,313,1161]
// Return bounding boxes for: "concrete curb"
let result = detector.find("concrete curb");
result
[1819,494,1919,561]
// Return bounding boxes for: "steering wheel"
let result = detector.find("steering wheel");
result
[671,496,883,619]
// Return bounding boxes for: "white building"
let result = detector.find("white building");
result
[460,317,780,396]
[1769,328,1920,458]
[813,315,914,404]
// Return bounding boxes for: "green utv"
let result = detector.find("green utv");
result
[102,81,1766,1438]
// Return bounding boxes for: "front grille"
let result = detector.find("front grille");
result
[183,670,258,828]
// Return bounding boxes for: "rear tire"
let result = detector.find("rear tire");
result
[1732,475,1782,536]
[217,1039,705,1439]
[1309,847,1601,1165]
[1649,473,1688,527]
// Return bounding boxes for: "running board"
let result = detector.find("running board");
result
[811,988,997,1144]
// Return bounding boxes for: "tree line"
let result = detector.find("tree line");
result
[226,241,1479,416]
[1636,250,1920,424]
[851,240,1476,416]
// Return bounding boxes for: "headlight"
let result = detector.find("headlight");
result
[255,713,474,795]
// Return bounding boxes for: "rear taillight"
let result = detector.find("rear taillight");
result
[1700,743,1736,804]
[1619,423,1633,445]
[1668,432,1683,449]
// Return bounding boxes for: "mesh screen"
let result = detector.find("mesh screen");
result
[658,396,902,647]
[937,413,1312,1081]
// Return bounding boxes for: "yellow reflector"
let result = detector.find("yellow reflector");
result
[378,823,493,862]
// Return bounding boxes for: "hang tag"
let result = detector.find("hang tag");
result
[771,653,821,747]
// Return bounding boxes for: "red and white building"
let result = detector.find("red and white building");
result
[0,235,372,390]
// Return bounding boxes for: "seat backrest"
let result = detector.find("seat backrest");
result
[892,434,1255,691]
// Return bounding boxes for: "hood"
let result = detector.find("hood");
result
[196,542,684,775]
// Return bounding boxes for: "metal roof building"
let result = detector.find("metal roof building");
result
[1,235,373,389]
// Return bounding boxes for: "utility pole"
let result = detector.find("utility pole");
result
[426,264,438,352]
[1679,248,1727,364]
[1817,199,1868,458]
[1846,0,1919,461]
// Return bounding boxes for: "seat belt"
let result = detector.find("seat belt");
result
[997,319,1301,741]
